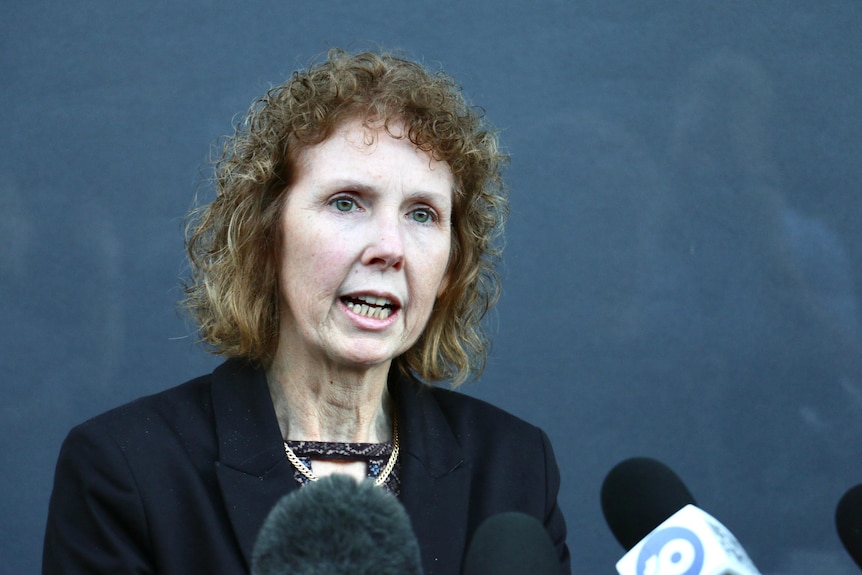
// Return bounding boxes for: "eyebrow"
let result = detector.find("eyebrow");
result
[323,178,453,207]
[324,179,377,195]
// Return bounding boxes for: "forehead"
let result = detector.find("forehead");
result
[294,118,453,186]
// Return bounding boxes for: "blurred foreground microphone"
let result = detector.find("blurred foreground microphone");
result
[462,512,559,575]
[601,457,760,575]
[836,483,862,570]
[251,474,422,575]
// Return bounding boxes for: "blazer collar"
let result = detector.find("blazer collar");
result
[391,372,472,575]
[211,359,298,568]
[210,360,472,575]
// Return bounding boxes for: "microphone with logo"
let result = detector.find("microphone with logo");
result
[836,483,862,571]
[601,457,761,575]
[251,473,422,575]
[462,511,560,575]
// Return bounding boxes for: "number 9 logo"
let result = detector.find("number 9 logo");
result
[635,526,704,575]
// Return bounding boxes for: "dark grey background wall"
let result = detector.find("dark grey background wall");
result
[3,2,861,573]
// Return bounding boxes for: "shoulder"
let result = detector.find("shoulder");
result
[395,375,552,466]
[394,377,570,571]
[59,369,221,481]
[71,371,215,444]
[45,361,257,574]
[427,384,542,437]
[47,369,223,563]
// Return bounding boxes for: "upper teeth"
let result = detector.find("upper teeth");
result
[345,295,395,319]
[354,295,392,307]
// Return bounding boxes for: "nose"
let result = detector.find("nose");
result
[361,212,405,271]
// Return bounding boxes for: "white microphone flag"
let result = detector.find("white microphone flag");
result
[615,504,760,575]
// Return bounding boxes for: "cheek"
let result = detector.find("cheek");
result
[440,232,454,275]
[284,221,333,270]
[280,232,341,300]
[427,240,453,299]
[433,248,452,298]
[298,249,347,293]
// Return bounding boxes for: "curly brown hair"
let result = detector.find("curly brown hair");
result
[183,48,508,385]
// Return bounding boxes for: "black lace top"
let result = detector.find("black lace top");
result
[285,440,401,496]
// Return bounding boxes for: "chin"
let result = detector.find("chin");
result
[334,345,404,372]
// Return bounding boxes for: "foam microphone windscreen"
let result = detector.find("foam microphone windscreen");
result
[600,457,697,551]
[251,474,422,575]
[836,483,862,571]
[462,512,559,575]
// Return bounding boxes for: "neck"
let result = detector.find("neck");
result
[266,357,393,444]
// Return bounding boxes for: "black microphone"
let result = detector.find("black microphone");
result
[836,483,862,570]
[601,457,698,551]
[251,473,422,575]
[601,457,760,575]
[462,511,559,575]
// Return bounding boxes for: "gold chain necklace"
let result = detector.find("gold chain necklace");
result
[283,414,399,487]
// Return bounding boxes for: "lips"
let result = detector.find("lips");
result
[341,294,398,320]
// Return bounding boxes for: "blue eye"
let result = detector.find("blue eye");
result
[410,208,435,223]
[332,197,356,212]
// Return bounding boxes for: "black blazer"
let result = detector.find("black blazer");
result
[43,359,570,575]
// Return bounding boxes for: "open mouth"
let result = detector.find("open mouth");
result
[342,294,397,320]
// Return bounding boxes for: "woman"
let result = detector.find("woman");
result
[43,49,570,575]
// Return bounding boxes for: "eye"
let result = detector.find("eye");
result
[409,207,437,224]
[330,196,358,212]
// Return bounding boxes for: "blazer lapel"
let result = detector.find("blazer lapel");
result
[393,375,472,575]
[211,362,473,574]
[211,360,298,568]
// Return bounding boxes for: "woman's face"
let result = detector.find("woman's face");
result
[275,118,452,372]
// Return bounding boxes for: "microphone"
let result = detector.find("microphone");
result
[836,483,862,570]
[601,457,761,575]
[601,457,697,551]
[462,512,559,575]
[251,473,422,575]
